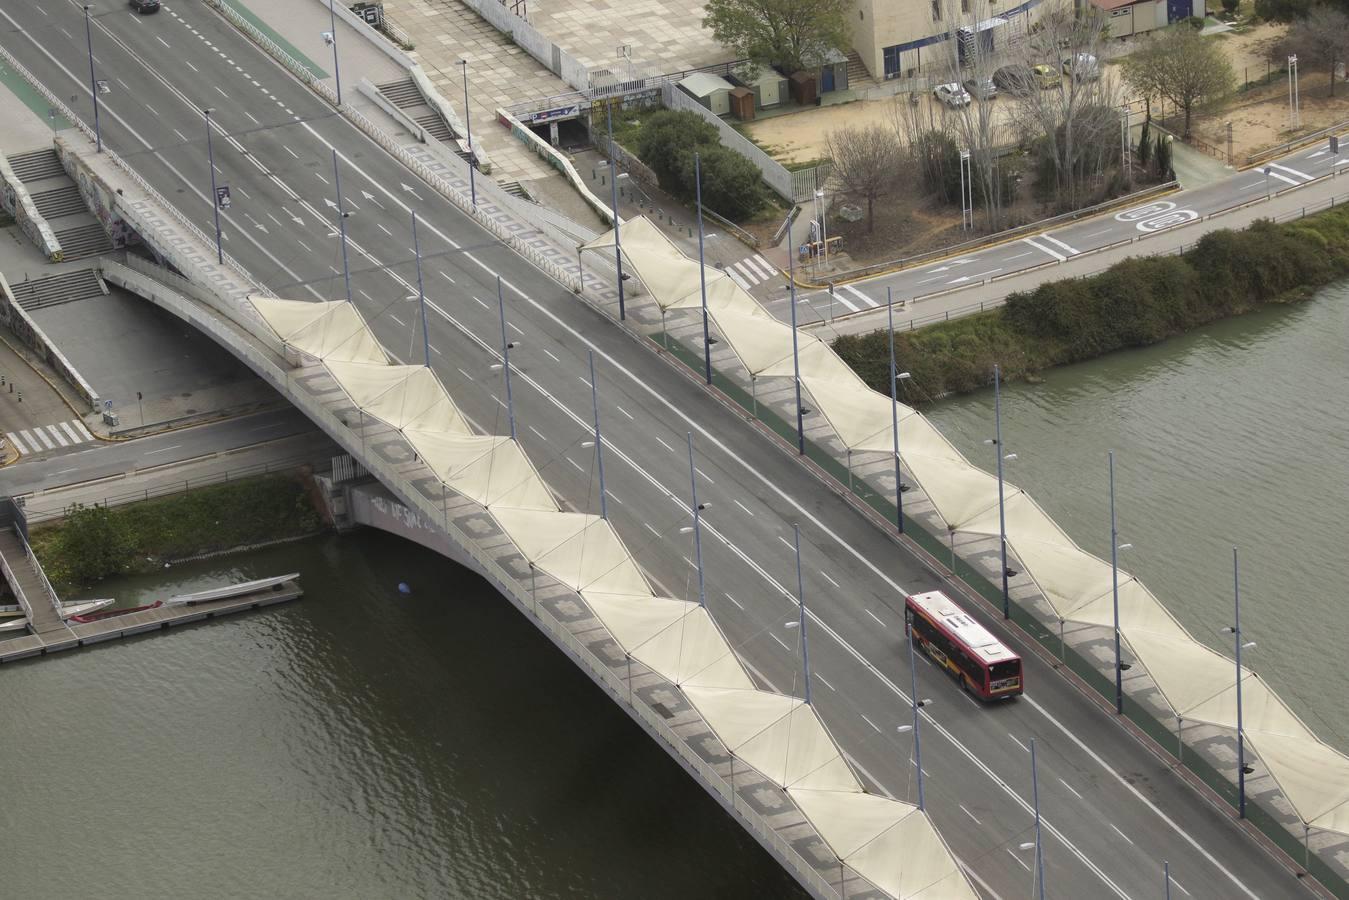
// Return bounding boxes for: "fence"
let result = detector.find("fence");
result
[0,272,100,411]
[16,524,62,619]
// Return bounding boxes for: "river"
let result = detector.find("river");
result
[924,281,1349,743]
[4,533,804,899]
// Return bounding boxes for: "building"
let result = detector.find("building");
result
[848,0,1043,81]
[1089,0,1203,36]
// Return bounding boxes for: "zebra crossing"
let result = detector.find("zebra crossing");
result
[5,420,96,455]
[725,254,780,291]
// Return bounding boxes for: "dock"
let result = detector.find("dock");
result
[0,533,303,664]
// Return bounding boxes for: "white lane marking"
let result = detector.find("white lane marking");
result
[566,457,583,473]
[172,128,187,142]
[733,499,755,517]
[827,290,860,312]
[1058,777,1084,800]
[839,282,878,308]
[578,376,591,387]
[777,535,794,551]
[694,466,714,484]
[959,804,982,825]
[1265,169,1301,187]
[439,270,455,283]
[1110,824,1134,845]
[655,436,675,452]
[377,223,392,236]
[744,254,778,280]
[820,571,839,588]
[861,714,882,733]
[58,421,82,443]
[45,426,68,447]
[1006,848,1031,872]
[726,269,752,291]
[156,35,171,48]
[615,405,634,420]
[283,145,299,158]
[4,433,26,454]
[1040,233,1080,255]
[1170,875,1192,896]
[456,367,474,381]
[948,268,1001,285]
[864,609,887,628]
[144,444,182,456]
[144,103,159,116]
[389,314,406,327]
[730,261,763,286]
[643,522,660,537]
[296,239,313,253]
[1001,250,1033,261]
[725,592,744,610]
[1239,180,1266,191]
[1268,162,1312,182]
[1008,733,1030,752]
[314,171,329,185]
[528,425,548,442]
[543,349,561,362]
[817,673,837,691]
[33,428,54,450]
[213,85,229,98]
[1083,228,1112,238]
[771,633,792,652]
[74,421,94,440]
[1024,694,1258,899]
[19,430,39,451]
[474,297,489,309]
[1022,236,1067,261]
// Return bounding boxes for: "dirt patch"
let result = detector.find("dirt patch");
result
[1188,70,1349,160]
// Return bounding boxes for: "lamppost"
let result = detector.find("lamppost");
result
[985,364,1013,618]
[1288,55,1300,130]
[587,351,607,519]
[412,211,430,366]
[83,5,102,152]
[695,152,711,385]
[494,276,518,440]
[1020,738,1047,900]
[204,108,222,264]
[683,432,709,609]
[787,222,805,455]
[1223,547,1257,818]
[605,102,625,320]
[326,0,343,106]
[1109,450,1134,715]
[896,621,930,809]
[331,149,352,303]
[784,524,812,704]
[460,58,476,209]
[887,287,909,534]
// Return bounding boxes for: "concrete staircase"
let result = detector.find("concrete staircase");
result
[7,148,65,183]
[11,268,107,311]
[845,50,877,89]
[0,528,63,636]
[29,184,86,219]
[53,222,113,261]
[497,180,528,199]
[376,78,471,162]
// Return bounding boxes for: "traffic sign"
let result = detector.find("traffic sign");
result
[103,399,113,411]
[216,185,232,210]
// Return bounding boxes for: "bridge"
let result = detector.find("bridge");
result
[1,1,1346,897]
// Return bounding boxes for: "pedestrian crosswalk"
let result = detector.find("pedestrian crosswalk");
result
[725,254,780,291]
[5,420,96,455]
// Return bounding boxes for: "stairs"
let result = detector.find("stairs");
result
[414,112,455,142]
[0,529,63,635]
[29,184,86,219]
[12,269,107,311]
[845,50,876,88]
[377,77,422,110]
[6,148,65,183]
[53,222,113,261]
[377,78,466,156]
[497,180,528,199]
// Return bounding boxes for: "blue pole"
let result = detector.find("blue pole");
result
[907,623,924,810]
[687,432,707,609]
[204,109,222,265]
[888,287,903,534]
[794,523,811,704]
[1234,546,1246,818]
[606,103,625,320]
[788,230,804,455]
[1164,861,1171,900]
[1032,737,1046,900]
[333,150,352,303]
[994,363,1008,617]
[498,276,516,440]
[1111,450,1124,715]
[327,0,342,106]
[460,59,476,209]
[696,152,711,385]
[413,211,430,367]
[590,351,607,520]
[83,6,101,153]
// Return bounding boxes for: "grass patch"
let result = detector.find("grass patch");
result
[833,206,1349,399]
[31,474,322,591]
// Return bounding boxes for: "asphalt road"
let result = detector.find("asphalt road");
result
[0,2,1321,897]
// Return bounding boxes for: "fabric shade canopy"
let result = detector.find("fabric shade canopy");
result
[404,430,557,511]
[491,508,652,597]
[326,361,470,433]
[249,296,386,363]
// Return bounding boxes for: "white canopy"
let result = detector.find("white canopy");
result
[491,508,652,596]
[249,296,386,363]
[404,430,557,511]
[326,361,470,433]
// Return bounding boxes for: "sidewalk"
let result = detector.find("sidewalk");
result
[1169,138,1234,190]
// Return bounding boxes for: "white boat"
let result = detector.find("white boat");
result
[59,598,116,619]
[0,616,29,632]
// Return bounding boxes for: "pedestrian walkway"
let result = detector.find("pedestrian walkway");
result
[5,419,95,457]
[724,253,779,290]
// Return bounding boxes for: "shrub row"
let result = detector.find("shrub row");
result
[833,207,1349,399]
[634,110,769,222]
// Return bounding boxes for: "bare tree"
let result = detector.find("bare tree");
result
[824,125,899,232]
[1275,8,1349,98]
[1122,26,1235,139]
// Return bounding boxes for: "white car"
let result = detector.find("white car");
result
[1062,53,1100,82]
[933,83,972,108]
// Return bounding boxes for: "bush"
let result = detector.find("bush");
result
[832,203,1349,399]
[630,109,766,221]
[1220,0,1238,13]
[684,144,768,221]
[1254,0,1310,20]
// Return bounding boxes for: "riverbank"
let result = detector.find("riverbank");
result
[30,473,324,591]
[832,205,1349,399]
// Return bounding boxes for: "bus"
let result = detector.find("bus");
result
[905,590,1023,700]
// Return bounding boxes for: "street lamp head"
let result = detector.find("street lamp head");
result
[784,621,800,629]
[1117,542,1133,551]
[1019,842,1037,851]
[1222,625,1237,634]
[321,31,334,46]
[1004,452,1017,461]
[896,724,913,734]
[679,526,694,534]
[896,372,912,381]
[697,501,711,511]
[983,438,996,446]
[1243,640,1257,649]
[506,341,519,350]
[581,441,596,448]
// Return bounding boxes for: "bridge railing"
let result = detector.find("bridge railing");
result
[15,526,62,621]
[99,255,840,899]
[0,530,36,629]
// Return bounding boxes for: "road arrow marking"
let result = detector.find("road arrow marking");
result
[400,182,422,200]
[949,268,1002,284]
[323,197,338,210]
[361,190,385,209]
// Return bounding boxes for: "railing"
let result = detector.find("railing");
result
[0,531,36,627]
[1246,115,1349,167]
[1152,119,1228,164]
[16,525,61,620]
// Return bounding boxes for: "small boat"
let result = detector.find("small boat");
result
[0,616,29,632]
[69,600,162,624]
[60,599,115,620]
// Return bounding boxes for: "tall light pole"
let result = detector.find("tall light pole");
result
[1224,547,1255,818]
[1288,55,1300,130]
[412,211,430,366]
[788,229,805,455]
[988,363,1011,618]
[1031,738,1046,900]
[83,5,102,152]
[785,524,812,704]
[604,102,626,320]
[1110,450,1125,714]
[589,350,607,520]
[326,0,343,106]
[1164,861,1172,900]
[685,432,708,609]
[331,149,352,302]
[496,276,517,440]
[887,287,908,535]
[204,108,223,264]
[897,623,929,810]
[460,59,476,209]
[695,152,712,385]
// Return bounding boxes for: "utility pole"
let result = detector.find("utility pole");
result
[204,108,223,264]
[332,149,352,303]
[83,5,102,152]
[412,211,430,366]
[460,59,476,208]
[327,0,343,106]
[605,102,626,320]
[695,152,711,385]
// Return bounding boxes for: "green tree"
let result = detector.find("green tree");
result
[702,0,853,75]
[1122,26,1236,138]
[824,124,899,233]
[56,503,133,585]
[635,110,720,194]
[686,145,768,220]
[1277,8,1349,97]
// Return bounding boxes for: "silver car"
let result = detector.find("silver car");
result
[963,77,998,100]
[933,83,972,108]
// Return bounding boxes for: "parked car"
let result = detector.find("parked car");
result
[992,65,1034,96]
[963,76,998,100]
[933,82,972,108]
[129,0,161,11]
[1062,53,1100,81]
[1031,64,1060,88]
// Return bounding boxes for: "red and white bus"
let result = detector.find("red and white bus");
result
[905,590,1023,700]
